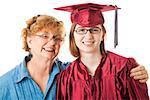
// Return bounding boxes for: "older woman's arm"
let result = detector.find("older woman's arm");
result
[130,65,148,83]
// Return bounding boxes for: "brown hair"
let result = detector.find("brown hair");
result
[69,23,106,57]
[21,15,65,51]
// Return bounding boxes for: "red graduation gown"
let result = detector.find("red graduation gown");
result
[56,51,149,100]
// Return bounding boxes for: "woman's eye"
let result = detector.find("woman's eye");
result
[42,35,49,38]
[55,38,62,41]
[93,29,99,32]
[80,29,85,32]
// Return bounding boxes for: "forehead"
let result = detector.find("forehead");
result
[75,24,102,29]
[37,28,65,37]
[38,28,58,35]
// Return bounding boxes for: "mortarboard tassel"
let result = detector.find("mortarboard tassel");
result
[114,6,118,48]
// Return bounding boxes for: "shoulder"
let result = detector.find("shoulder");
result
[0,63,21,88]
[107,51,128,62]
[57,59,78,79]
[107,51,137,72]
[55,59,71,70]
[0,64,21,98]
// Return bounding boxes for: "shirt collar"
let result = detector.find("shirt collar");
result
[15,56,62,83]
[15,56,31,83]
[49,59,61,77]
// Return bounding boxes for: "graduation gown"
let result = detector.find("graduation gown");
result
[56,51,149,100]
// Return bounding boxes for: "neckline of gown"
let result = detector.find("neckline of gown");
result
[77,52,108,79]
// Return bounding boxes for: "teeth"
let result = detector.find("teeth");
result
[83,41,94,45]
[84,43,92,45]
[44,48,54,52]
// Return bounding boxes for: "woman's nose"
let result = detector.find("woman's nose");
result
[47,38,56,45]
[84,31,93,39]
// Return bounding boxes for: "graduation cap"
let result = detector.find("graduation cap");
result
[54,3,120,48]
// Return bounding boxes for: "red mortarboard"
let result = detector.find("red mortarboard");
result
[54,3,120,48]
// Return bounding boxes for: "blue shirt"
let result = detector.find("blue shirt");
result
[0,56,70,100]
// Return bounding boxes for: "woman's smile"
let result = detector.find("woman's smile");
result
[43,47,55,52]
[82,41,94,46]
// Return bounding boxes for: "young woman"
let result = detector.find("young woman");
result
[55,3,149,100]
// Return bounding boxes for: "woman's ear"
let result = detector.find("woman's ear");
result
[27,36,32,48]
[102,32,106,41]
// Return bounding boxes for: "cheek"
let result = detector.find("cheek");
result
[98,33,104,41]
[34,41,43,47]
[55,44,61,52]
[74,34,82,45]
[100,35,103,41]
[31,40,45,51]
[94,34,103,45]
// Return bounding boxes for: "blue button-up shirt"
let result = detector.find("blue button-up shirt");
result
[0,56,69,100]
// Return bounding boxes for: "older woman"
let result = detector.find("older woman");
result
[0,15,67,99]
[0,14,148,100]
[55,3,149,99]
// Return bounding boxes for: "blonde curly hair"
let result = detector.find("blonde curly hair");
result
[21,15,65,51]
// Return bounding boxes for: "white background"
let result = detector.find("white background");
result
[0,0,149,96]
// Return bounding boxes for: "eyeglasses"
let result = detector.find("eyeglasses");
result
[34,33,64,43]
[75,27,101,35]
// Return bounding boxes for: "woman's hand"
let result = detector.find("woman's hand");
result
[130,65,148,83]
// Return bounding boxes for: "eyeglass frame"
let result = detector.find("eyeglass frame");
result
[33,33,64,43]
[74,27,101,35]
